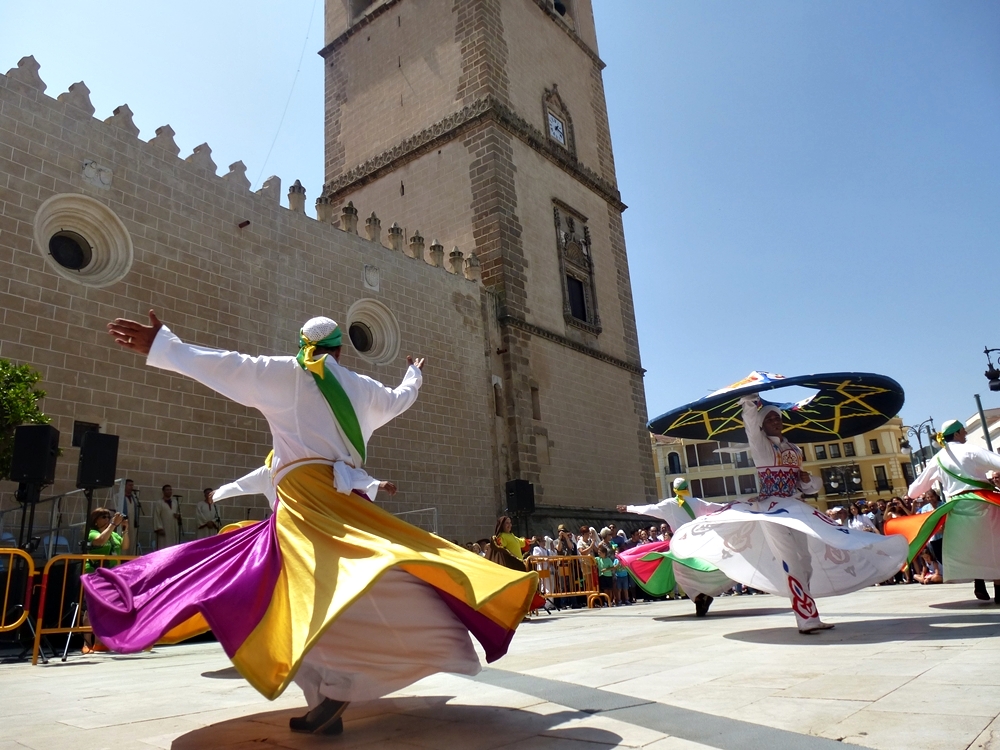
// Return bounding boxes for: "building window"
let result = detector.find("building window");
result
[902,462,914,484]
[554,203,600,334]
[542,84,576,156]
[685,444,698,468]
[870,438,881,455]
[828,444,841,459]
[72,421,100,448]
[690,479,703,497]
[531,386,542,420]
[815,445,827,460]
[724,476,736,495]
[696,442,722,467]
[843,442,856,457]
[701,476,727,498]
[493,384,503,417]
[874,466,891,492]
[667,452,682,474]
[738,474,757,495]
[566,275,587,321]
[734,450,753,468]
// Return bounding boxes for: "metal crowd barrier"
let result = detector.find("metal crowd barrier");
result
[0,548,35,633]
[525,555,610,608]
[32,553,138,665]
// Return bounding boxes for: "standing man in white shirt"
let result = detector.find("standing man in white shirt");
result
[195,488,220,539]
[151,484,180,549]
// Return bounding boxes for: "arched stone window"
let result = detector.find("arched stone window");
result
[667,452,682,475]
[553,201,600,335]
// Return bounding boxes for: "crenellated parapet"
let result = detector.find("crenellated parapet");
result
[0,55,480,285]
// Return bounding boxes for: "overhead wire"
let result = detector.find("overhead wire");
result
[254,0,320,191]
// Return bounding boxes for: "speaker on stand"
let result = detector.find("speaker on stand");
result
[76,432,119,554]
[505,479,535,537]
[10,424,60,550]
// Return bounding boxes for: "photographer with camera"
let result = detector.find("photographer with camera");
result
[83,507,131,654]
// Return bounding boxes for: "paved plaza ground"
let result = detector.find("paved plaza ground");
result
[4,582,1000,750]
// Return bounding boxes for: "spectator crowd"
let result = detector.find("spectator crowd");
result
[466,487,951,609]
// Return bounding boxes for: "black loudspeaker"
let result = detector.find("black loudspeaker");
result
[10,424,60,485]
[506,479,535,514]
[76,432,119,489]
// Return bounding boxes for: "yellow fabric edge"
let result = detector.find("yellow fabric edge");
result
[229,462,537,700]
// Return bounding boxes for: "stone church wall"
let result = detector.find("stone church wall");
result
[0,57,497,543]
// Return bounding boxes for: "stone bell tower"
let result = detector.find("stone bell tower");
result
[319,0,656,509]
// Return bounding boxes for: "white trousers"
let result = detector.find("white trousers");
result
[760,523,821,629]
[672,565,733,601]
[293,568,481,707]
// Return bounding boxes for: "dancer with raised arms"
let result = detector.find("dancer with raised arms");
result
[83,311,537,736]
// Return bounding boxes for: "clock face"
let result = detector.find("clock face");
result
[547,112,566,145]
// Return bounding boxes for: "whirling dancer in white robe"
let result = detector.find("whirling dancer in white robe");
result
[900,419,1000,601]
[618,478,733,616]
[670,396,907,633]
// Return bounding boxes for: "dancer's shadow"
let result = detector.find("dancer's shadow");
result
[201,666,241,679]
[929,599,999,611]
[725,612,1000,646]
[171,696,623,749]
[653,607,788,622]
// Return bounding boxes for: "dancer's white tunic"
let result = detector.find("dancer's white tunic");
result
[624,496,733,599]
[147,325,481,705]
[909,441,1000,581]
[670,397,906,629]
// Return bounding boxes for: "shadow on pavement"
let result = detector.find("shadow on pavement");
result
[171,696,623,749]
[201,666,242,679]
[928,599,1000,610]
[653,607,788,622]
[724,612,1000,645]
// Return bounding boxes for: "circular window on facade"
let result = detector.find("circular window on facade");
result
[33,193,133,287]
[48,230,93,270]
[345,299,400,365]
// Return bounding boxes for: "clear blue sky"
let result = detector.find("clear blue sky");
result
[3,1,999,434]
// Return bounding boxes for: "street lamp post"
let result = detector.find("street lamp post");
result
[902,418,936,473]
[827,464,863,505]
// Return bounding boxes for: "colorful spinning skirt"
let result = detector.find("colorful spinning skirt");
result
[670,498,907,597]
[82,463,537,700]
[885,490,1000,582]
[619,539,732,599]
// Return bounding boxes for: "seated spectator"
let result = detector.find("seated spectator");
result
[914,549,943,584]
[918,489,944,564]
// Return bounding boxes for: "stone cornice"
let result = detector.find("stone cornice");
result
[318,0,404,58]
[499,315,644,375]
[323,96,626,211]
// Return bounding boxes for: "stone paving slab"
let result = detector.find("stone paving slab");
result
[2,582,1000,749]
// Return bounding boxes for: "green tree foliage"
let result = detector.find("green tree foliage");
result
[0,360,50,481]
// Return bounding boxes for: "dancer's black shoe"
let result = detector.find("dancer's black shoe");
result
[289,698,349,734]
[994,582,1000,605]
[974,579,989,601]
[693,593,713,617]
